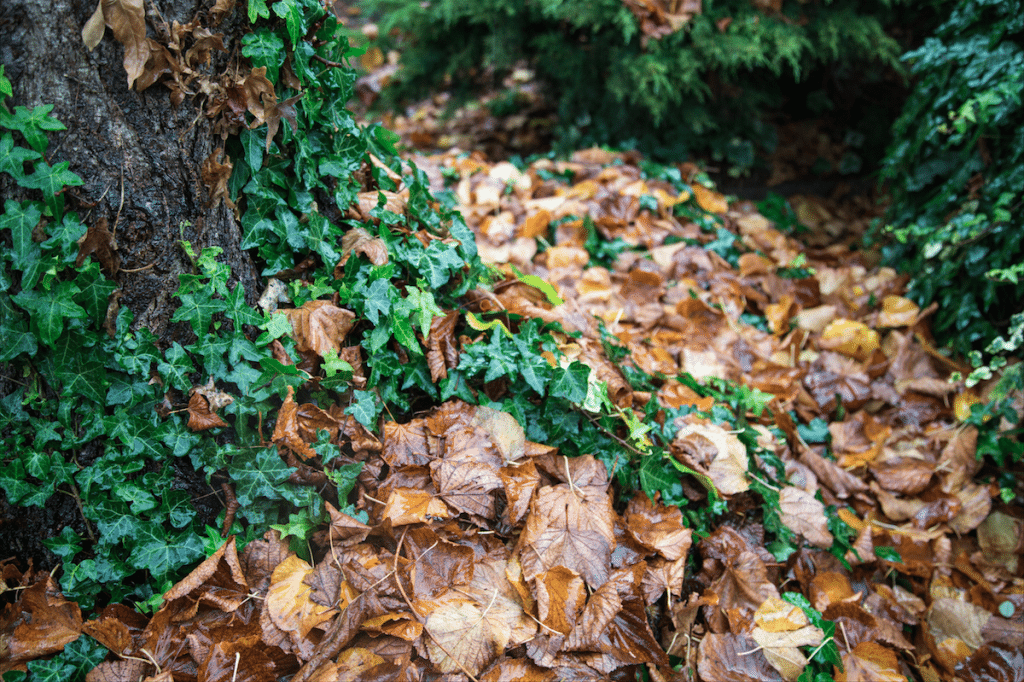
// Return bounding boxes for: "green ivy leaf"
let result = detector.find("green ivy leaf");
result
[345,389,381,429]
[19,160,83,215]
[241,30,285,83]
[417,241,463,289]
[247,0,271,21]
[404,285,443,339]
[549,362,590,403]
[88,496,146,547]
[172,292,228,336]
[0,132,41,181]
[13,281,88,346]
[272,0,309,46]
[43,331,107,404]
[226,445,293,507]
[873,546,904,563]
[362,278,391,325]
[0,104,66,154]
[0,294,37,362]
[42,526,82,561]
[2,199,43,278]
[128,525,205,577]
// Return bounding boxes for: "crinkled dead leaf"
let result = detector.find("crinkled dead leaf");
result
[281,300,355,357]
[0,575,82,664]
[201,149,234,210]
[697,633,785,682]
[161,536,249,614]
[381,488,450,526]
[750,597,823,681]
[977,511,1023,573]
[517,457,616,587]
[955,642,1024,682]
[272,386,316,460]
[103,0,148,88]
[423,601,503,676]
[778,486,833,548]
[623,493,692,561]
[673,421,749,496]
[426,311,460,382]
[534,566,586,636]
[82,0,106,49]
[564,563,668,667]
[691,183,728,214]
[471,406,526,464]
[878,295,920,327]
[499,459,541,527]
[266,555,337,639]
[699,526,780,633]
[76,217,120,275]
[187,392,229,431]
[835,642,904,682]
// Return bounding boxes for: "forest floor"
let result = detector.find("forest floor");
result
[2,11,1023,682]
[348,21,1024,679]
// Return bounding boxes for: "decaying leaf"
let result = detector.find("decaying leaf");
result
[517,456,616,587]
[778,486,833,548]
[281,300,356,357]
[76,217,120,275]
[0,575,82,665]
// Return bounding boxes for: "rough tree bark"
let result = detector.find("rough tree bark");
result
[1,0,260,342]
[0,0,260,567]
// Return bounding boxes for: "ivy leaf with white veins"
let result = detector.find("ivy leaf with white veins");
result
[127,525,205,576]
[345,389,382,429]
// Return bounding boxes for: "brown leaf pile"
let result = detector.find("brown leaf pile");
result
[2,401,696,681]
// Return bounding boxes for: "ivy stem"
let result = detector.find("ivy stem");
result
[579,408,648,459]
[64,483,96,543]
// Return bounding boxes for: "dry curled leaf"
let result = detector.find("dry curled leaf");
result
[281,300,355,357]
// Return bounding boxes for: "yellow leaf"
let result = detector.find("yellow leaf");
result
[819,319,880,360]
[878,295,920,327]
[690,183,728,214]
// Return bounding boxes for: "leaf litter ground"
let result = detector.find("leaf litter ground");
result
[3,106,1024,682]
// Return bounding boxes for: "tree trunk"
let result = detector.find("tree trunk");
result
[1,0,259,342]
[0,0,259,570]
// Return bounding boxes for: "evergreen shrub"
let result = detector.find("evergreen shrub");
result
[361,0,917,164]
[874,0,1023,392]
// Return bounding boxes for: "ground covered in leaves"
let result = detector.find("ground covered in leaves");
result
[3,46,1024,682]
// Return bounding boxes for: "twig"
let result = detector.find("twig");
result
[121,260,158,273]
[579,408,648,459]
[311,53,346,68]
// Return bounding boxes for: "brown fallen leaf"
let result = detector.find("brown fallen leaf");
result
[835,641,904,682]
[517,456,616,588]
[0,575,82,667]
[281,300,356,357]
[76,217,120,275]
[778,486,833,548]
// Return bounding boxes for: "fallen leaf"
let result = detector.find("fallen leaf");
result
[697,633,785,682]
[778,486,833,548]
[76,217,120,275]
[1,575,82,664]
[281,300,356,357]
[266,555,337,639]
[517,458,616,587]
[835,642,904,682]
